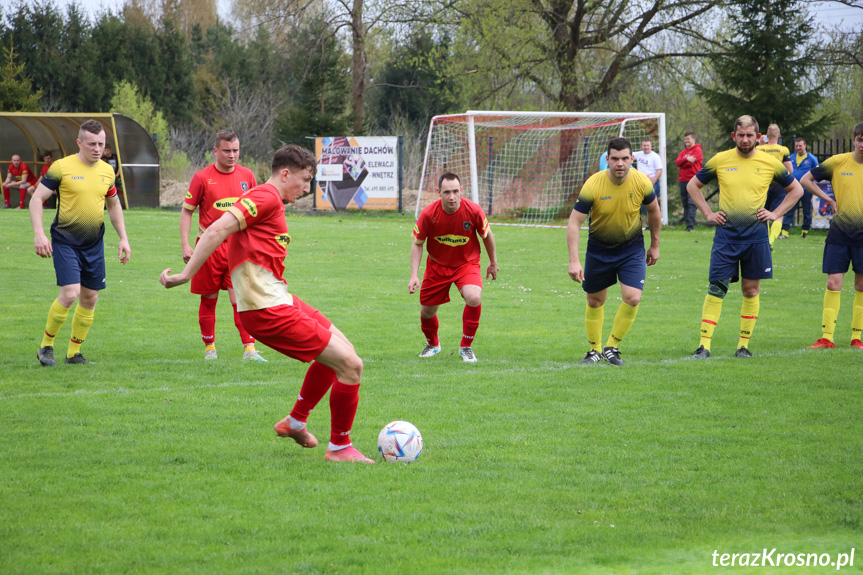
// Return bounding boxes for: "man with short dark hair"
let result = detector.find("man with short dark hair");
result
[29,119,131,366]
[687,115,803,359]
[161,144,374,463]
[409,172,499,363]
[568,137,661,366]
[180,129,264,361]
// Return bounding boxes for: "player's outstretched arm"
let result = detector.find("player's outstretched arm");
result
[161,210,240,289]
[482,229,499,280]
[645,198,661,266]
[566,209,586,282]
[106,195,131,264]
[408,240,424,294]
[800,172,838,214]
[29,183,54,258]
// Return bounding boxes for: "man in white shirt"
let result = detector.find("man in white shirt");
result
[633,138,664,196]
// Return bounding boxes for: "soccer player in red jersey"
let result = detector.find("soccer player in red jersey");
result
[180,130,265,361]
[409,172,499,363]
[3,154,36,209]
[161,145,374,463]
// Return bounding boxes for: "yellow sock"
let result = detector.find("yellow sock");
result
[67,306,95,358]
[585,304,604,352]
[737,295,760,349]
[768,220,783,246]
[606,302,639,348]
[821,289,841,342]
[852,291,863,342]
[699,295,723,350]
[41,299,71,348]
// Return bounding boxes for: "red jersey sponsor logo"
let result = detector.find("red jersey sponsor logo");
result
[213,197,239,211]
[240,197,258,217]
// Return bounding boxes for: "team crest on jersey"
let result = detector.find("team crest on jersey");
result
[241,181,249,191]
[463,221,472,231]
[275,233,291,248]
[435,234,469,246]
[100,175,113,185]
[214,197,239,211]
[241,197,258,217]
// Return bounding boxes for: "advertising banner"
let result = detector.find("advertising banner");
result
[315,136,400,210]
[811,180,835,230]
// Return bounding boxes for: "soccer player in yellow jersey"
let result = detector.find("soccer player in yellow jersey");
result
[687,116,803,359]
[567,137,661,366]
[29,120,131,366]
[800,122,863,350]
[756,124,794,246]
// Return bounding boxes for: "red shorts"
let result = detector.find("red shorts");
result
[420,259,482,306]
[191,242,232,295]
[238,296,333,363]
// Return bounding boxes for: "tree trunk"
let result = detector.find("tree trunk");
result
[351,0,365,133]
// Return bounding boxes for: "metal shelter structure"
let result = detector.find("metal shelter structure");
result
[0,112,160,208]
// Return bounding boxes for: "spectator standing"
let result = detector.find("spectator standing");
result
[781,138,820,239]
[674,132,703,231]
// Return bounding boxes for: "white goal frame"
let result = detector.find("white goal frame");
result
[415,110,668,226]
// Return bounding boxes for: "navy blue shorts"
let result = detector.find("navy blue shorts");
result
[709,241,773,283]
[53,240,107,290]
[765,182,786,211]
[823,242,863,275]
[583,244,646,293]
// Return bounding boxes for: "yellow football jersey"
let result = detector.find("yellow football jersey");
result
[810,153,863,245]
[756,143,791,165]
[574,169,655,250]
[696,149,793,242]
[42,154,117,248]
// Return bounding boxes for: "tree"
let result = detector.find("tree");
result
[0,40,42,111]
[447,0,721,111]
[276,15,352,142]
[695,0,834,141]
[370,31,461,128]
[110,80,171,157]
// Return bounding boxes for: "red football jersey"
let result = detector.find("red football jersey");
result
[184,164,257,234]
[413,198,490,267]
[8,162,37,185]
[226,184,294,312]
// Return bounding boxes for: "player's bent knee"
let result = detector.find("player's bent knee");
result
[707,279,730,299]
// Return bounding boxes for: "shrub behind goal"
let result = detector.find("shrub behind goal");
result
[416,111,667,226]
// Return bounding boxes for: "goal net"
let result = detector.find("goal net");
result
[415,111,668,226]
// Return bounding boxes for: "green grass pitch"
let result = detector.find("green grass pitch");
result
[1,209,861,574]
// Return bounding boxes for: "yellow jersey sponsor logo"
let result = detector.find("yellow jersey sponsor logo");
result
[434,234,469,246]
[275,233,291,248]
[240,197,258,217]
[213,197,240,211]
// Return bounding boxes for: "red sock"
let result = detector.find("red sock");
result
[199,296,217,346]
[420,315,439,346]
[329,381,359,446]
[461,304,481,347]
[232,302,255,346]
[19,189,26,207]
[289,361,336,423]
[2,187,9,206]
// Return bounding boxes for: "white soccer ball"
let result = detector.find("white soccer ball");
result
[377,421,423,463]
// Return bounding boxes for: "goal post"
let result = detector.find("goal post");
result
[416,111,668,226]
